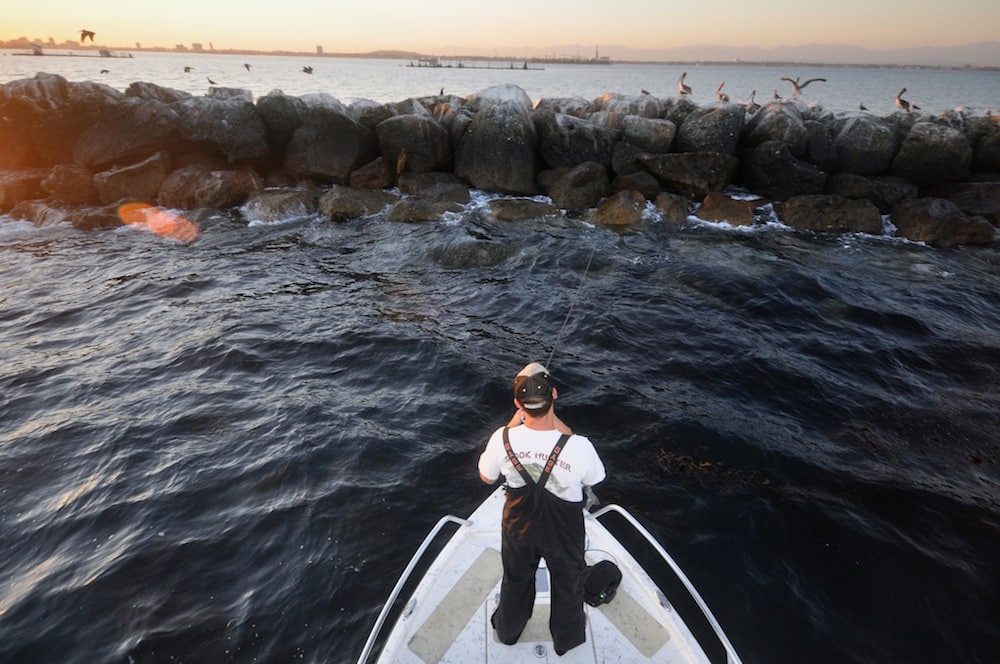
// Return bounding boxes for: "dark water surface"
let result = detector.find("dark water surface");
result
[1,203,998,663]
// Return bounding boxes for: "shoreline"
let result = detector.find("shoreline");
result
[2,45,998,72]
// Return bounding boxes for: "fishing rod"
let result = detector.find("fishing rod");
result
[545,243,597,370]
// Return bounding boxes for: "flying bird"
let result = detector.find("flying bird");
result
[184,66,193,73]
[781,76,826,97]
[640,88,650,95]
[243,63,252,71]
[207,76,216,85]
[80,29,95,43]
[895,88,919,113]
[302,66,314,74]
[100,69,109,74]
[716,81,729,102]
[678,72,691,96]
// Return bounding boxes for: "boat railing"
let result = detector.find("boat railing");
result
[589,504,743,664]
[356,514,469,664]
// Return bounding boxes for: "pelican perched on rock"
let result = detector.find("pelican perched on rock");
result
[895,88,919,112]
[781,76,826,97]
[859,102,868,111]
[716,81,729,102]
[80,29,95,43]
[678,72,692,96]
[744,90,760,113]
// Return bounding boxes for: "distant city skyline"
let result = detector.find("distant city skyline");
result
[4,0,1000,66]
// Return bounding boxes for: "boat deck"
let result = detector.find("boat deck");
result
[366,488,730,663]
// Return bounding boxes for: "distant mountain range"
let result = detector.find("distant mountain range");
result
[454,41,1000,68]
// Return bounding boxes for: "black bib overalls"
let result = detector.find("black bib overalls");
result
[491,428,587,655]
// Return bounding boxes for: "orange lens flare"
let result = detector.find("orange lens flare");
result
[117,202,199,243]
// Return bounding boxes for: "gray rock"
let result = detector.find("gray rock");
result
[173,96,269,162]
[637,151,739,200]
[125,81,192,104]
[243,188,320,223]
[454,100,537,194]
[256,92,307,149]
[41,164,98,204]
[654,192,690,228]
[543,161,610,211]
[534,111,619,169]
[284,106,379,183]
[826,173,918,214]
[741,140,827,201]
[834,116,897,175]
[778,194,883,235]
[376,114,452,173]
[487,198,561,221]
[318,185,398,221]
[159,164,261,209]
[620,116,676,154]
[94,150,173,204]
[676,104,746,155]
[892,122,972,186]
[591,189,646,227]
[387,197,464,222]
[745,102,808,155]
[0,169,47,211]
[72,97,181,169]
[891,197,996,247]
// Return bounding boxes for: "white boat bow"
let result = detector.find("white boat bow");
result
[358,487,742,663]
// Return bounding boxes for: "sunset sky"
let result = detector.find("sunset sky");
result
[3,0,998,55]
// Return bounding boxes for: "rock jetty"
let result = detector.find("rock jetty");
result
[1,73,997,247]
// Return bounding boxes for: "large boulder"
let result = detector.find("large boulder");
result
[591,189,646,227]
[125,81,191,104]
[71,96,181,169]
[376,114,452,173]
[891,197,996,247]
[0,169,47,211]
[454,100,537,194]
[676,104,746,155]
[745,102,809,156]
[891,121,972,186]
[542,161,611,211]
[243,188,320,223]
[697,191,757,227]
[256,91,308,150]
[654,192,690,228]
[922,180,1000,227]
[969,117,1000,172]
[159,164,261,209]
[93,151,173,204]
[534,111,619,169]
[826,173,918,213]
[173,96,269,162]
[318,185,398,221]
[465,84,533,113]
[833,116,898,175]
[778,194,883,235]
[284,106,379,183]
[41,164,98,204]
[619,116,676,154]
[741,140,827,200]
[637,152,739,200]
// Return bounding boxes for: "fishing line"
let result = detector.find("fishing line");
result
[545,244,597,369]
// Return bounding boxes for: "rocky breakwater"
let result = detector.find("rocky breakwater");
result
[1,72,998,247]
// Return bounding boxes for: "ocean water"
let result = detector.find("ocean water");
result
[1,54,1000,664]
[2,49,998,116]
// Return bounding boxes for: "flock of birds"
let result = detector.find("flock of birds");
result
[78,28,317,86]
[78,28,943,114]
[674,71,922,114]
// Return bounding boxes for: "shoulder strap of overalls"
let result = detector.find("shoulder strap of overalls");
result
[502,427,572,490]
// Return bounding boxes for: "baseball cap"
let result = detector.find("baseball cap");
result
[513,362,553,410]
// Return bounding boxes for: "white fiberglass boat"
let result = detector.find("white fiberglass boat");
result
[357,487,742,663]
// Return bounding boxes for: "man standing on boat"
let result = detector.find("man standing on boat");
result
[478,362,606,656]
